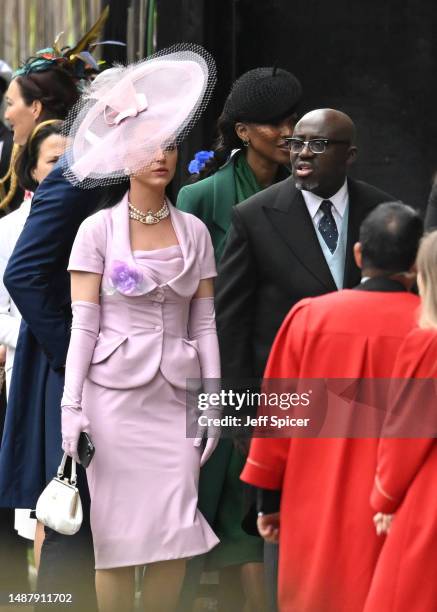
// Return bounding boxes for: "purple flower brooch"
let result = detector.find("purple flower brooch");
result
[108,260,145,296]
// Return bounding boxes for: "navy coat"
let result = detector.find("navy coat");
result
[0,162,104,508]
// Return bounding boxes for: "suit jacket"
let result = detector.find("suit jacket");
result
[0,199,31,392]
[68,194,216,389]
[0,162,104,507]
[216,176,393,381]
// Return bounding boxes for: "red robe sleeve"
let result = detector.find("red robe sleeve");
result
[241,300,310,490]
[371,329,437,513]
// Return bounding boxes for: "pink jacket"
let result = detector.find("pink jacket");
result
[68,193,216,389]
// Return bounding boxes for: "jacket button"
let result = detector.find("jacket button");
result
[155,325,162,331]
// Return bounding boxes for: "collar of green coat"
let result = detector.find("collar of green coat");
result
[212,150,291,232]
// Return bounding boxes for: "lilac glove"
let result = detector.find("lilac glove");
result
[61,301,100,461]
[188,297,221,466]
[62,406,90,463]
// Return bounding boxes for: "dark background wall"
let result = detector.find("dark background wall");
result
[108,0,437,210]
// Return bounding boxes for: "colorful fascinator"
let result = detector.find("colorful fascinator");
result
[14,7,113,79]
[14,48,69,77]
[62,43,216,188]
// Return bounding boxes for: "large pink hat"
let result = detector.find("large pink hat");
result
[63,44,216,187]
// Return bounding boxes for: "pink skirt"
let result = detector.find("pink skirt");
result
[82,372,219,569]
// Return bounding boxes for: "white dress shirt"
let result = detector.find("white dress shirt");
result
[300,179,349,236]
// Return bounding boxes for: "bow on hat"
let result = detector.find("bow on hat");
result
[101,81,148,126]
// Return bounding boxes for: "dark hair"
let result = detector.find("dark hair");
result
[96,181,130,210]
[95,180,178,213]
[16,121,64,191]
[359,201,423,273]
[0,76,7,97]
[189,112,242,182]
[13,67,79,191]
[15,66,79,122]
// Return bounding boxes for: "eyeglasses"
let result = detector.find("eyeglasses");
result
[284,138,350,154]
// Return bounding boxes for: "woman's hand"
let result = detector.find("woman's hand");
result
[61,405,90,463]
[194,435,219,467]
[0,344,6,365]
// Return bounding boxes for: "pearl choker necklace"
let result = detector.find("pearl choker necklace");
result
[128,200,169,225]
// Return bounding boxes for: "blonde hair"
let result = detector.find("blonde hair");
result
[417,230,437,328]
[0,144,21,210]
[0,121,62,209]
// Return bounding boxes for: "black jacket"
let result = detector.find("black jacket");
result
[215,176,393,381]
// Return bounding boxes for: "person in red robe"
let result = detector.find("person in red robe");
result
[364,230,437,612]
[240,202,423,612]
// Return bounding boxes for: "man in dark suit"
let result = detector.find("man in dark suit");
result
[217,108,394,380]
[215,108,394,611]
[0,162,105,611]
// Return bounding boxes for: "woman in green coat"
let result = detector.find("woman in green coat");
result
[177,67,302,612]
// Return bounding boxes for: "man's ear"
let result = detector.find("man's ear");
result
[346,145,358,166]
[353,241,362,269]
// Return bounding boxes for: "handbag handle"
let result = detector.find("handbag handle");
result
[57,453,77,486]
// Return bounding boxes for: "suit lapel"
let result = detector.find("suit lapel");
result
[343,178,377,288]
[263,178,337,291]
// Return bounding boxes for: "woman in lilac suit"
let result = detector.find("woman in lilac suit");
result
[60,47,220,612]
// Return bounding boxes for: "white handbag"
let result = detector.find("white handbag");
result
[36,453,83,535]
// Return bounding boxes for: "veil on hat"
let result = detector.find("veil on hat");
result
[62,43,216,188]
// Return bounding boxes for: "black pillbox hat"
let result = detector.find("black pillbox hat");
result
[223,67,302,124]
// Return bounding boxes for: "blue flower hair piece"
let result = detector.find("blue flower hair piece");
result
[188,150,214,174]
[14,49,67,77]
